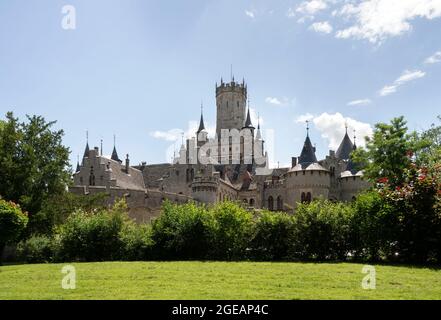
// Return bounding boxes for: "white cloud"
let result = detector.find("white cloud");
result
[379,85,398,96]
[310,21,333,33]
[312,112,373,149]
[245,10,255,19]
[295,113,315,123]
[265,97,282,105]
[335,0,441,43]
[287,7,296,18]
[425,51,441,64]
[265,96,292,106]
[347,99,371,106]
[379,69,426,96]
[296,0,328,15]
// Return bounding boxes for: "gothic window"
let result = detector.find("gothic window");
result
[301,192,306,203]
[191,168,195,180]
[277,196,283,210]
[250,199,255,207]
[306,192,312,203]
[330,167,335,177]
[89,166,95,186]
[268,196,274,211]
[186,169,190,182]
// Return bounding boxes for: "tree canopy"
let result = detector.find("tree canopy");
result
[0,112,71,216]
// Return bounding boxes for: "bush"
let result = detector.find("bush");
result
[0,199,28,264]
[351,191,395,261]
[208,202,254,260]
[56,200,127,262]
[151,201,212,260]
[118,223,153,261]
[17,235,55,263]
[250,210,295,261]
[291,199,354,261]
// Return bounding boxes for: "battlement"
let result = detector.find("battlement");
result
[216,79,247,97]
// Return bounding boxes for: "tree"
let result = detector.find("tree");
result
[0,199,28,264]
[0,112,71,218]
[352,116,429,188]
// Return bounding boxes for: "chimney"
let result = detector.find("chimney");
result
[291,157,297,168]
[125,154,130,174]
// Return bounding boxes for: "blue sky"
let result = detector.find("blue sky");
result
[1,0,441,168]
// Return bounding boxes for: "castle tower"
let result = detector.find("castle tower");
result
[215,77,247,136]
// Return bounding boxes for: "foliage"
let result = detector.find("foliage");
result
[56,199,128,262]
[151,201,212,260]
[351,191,395,261]
[208,201,254,260]
[291,199,354,261]
[352,116,429,188]
[249,210,295,261]
[31,192,109,235]
[0,199,28,263]
[118,223,154,261]
[16,235,55,263]
[0,112,71,218]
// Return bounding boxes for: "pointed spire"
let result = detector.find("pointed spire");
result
[244,99,254,128]
[83,130,90,158]
[76,154,80,173]
[336,126,354,160]
[111,134,121,163]
[100,139,103,156]
[256,113,262,140]
[298,129,318,165]
[197,102,206,133]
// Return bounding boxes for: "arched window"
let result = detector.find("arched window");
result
[89,166,95,186]
[277,196,283,211]
[268,196,274,211]
[306,192,312,203]
[249,199,255,207]
[186,169,190,182]
[301,192,306,203]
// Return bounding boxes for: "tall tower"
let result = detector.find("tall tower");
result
[215,78,247,136]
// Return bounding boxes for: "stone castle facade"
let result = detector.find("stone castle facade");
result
[71,78,370,221]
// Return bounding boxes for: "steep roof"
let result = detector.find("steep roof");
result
[256,121,262,140]
[336,131,354,160]
[83,142,90,159]
[244,108,254,128]
[111,146,121,162]
[197,111,206,133]
[298,135,317,165]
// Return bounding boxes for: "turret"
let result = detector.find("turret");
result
[196,103,208,147]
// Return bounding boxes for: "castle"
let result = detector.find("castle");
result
[70,78,370,221]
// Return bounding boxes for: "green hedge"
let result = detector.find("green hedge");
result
[13,195,441,264]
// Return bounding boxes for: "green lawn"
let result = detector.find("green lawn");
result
[0,261,440,300]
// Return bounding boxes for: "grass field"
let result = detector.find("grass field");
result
[0,261,440,300]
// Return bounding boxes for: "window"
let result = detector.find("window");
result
[277,196,283,210]
[301,192,311,204]
[250,199,255,207]
[268,196,274,211]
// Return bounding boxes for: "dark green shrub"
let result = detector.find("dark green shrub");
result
[118,223,153,261]
[291,199,354,261]
[151,201,212,260]
[0,199,28,264]
[351,191,395,261]
[17,235,55,263]
[56,200,127,262]
[208,201,254,260]
[250,210,295,261]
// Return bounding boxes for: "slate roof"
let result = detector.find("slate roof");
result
[289,162,328,172]
[111,146,121,162]
[298,135,318,165]
[336,132,354,160]
[197,111,206,133]
[101,156,145,190]
[244,108,254,128]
